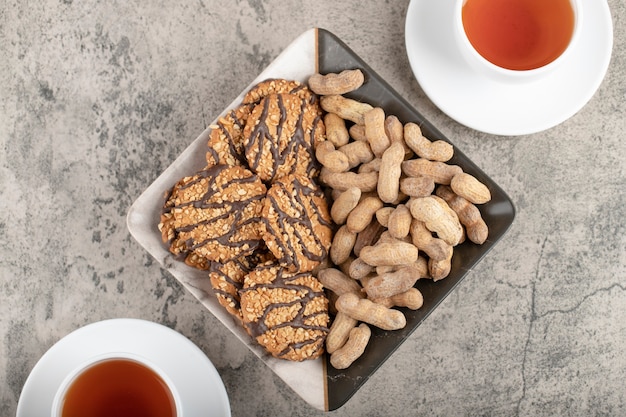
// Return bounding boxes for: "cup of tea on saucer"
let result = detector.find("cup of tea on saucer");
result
[455,0,582,83]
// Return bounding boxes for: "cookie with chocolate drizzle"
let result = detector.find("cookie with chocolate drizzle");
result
[262,173,333,273]
[208,248,275,323]
[242,93,324,183]
[242,78,317,106]
[239,261,330,361]
[206,103,254,167]
[159,164,267,264]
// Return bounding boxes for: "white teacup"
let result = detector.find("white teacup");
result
[52,352,182,417]
[454,0,582,83]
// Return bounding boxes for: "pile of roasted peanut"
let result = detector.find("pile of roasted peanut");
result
[308,69,491,369]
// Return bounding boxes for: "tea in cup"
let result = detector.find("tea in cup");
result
[455,0,582,81]
[52,353,180,417]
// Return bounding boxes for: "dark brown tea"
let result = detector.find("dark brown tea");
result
[462,0,575,70]
[60,358,177,417]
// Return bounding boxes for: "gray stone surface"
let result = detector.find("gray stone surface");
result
[1,1,625,416]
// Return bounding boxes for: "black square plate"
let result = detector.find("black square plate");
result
[318,28,515,410]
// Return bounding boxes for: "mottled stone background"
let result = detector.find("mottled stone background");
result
[1,1,625,416]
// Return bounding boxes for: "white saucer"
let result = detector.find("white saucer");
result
[16,318,231,417]
[405,0,613,136]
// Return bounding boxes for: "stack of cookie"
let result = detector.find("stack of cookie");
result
[158,79,333,361]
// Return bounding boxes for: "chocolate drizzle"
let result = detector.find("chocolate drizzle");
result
[218,108,249,166]
[205,104,253,167]
[205,145,220,166]
[209,263,243,308]
[246,95,273,174]
[288,83,307,96]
